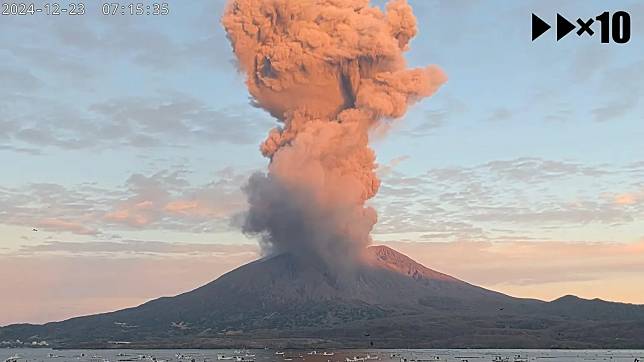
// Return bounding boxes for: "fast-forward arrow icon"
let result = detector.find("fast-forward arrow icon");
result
[532,13,578,41]
[557,13,576,41]
[532,14,551,40]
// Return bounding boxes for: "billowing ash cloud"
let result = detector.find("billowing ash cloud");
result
[222,0,446,266]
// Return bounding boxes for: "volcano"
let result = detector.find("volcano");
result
[2,246,644,349]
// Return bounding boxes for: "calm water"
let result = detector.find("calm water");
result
[2,348,643,362]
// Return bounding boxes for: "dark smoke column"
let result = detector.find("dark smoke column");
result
[222,0,446,267]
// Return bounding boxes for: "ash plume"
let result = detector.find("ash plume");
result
[222,0,446,267]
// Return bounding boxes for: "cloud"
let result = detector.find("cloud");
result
[36,218,98,236]
[0,94,102,150]
[0,68,43,92]
[570,43,613,83]
[467,201,635,225]
[89,94,272,147]
[592,59,644,123]
[0,144,41,155]
[86,1,233,71]
[105,208,151,227]
[7,157,630,241]
[373,157,643,241]
[14,239,258,257]
[486,107,513,122]
[0,91,273,152]
[397,94,467,138]
[103,169,247,231]
[6,45,95,82]
[613,191,643,206]
[1,1,234,75]
[0,182,108,235]
[0,167,249,236]
[592,101,637,123]
[0,1,265,155]
[482,157,608,181]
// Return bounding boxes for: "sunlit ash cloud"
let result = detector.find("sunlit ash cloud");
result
[222,0,446,268]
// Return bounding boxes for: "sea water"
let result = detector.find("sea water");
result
[2,348,643,362]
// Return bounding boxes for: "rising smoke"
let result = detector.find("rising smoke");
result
[222,0,446,268]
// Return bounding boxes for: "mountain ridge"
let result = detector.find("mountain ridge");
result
[2,245,644,349]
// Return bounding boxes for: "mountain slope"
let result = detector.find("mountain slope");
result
[1,245,644,348]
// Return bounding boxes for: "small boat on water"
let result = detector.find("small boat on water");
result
[346,357,367,362]
[323,352,335,356]
[275,352,285,356]
[234,356,254,362]
[4,354,20,362]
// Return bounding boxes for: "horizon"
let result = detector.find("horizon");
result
[1,0,643,329]
[2,242,639,328]
[2,243,642,328]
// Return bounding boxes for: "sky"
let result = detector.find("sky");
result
[0,0,643,326]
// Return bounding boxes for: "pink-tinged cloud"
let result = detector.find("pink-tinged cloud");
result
[614,192,640,205]
[105,195,245,228]
[164,200,200,213]
[37,218,97,235]
[163,199,234,218]
[105,208,151,227]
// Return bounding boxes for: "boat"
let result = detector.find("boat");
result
[308,351,318,355]
[234,357,254,362]
[323,352,335,356]
[4,355,20,362]
[275,352,285,356]
[346,357,367,362]
[217,355,234,361]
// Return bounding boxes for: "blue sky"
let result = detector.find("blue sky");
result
[0,0,643,325]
